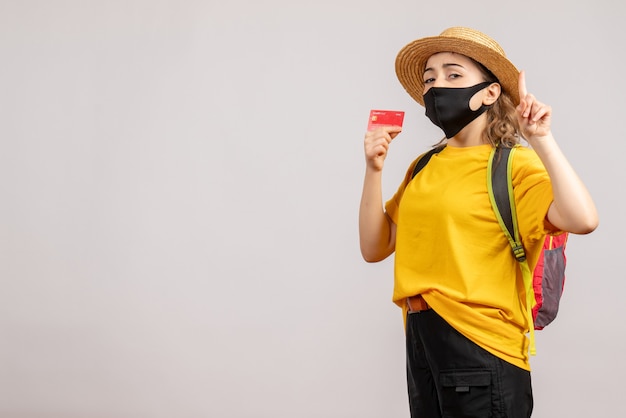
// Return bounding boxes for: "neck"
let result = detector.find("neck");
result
[446,114,489,147]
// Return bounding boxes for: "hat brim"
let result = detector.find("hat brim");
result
[395,35,520,106]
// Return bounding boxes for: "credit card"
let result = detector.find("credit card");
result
[367,109,405,131]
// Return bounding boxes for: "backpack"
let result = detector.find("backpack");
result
[410,145,568,355]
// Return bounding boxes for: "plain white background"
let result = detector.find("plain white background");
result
[1,1,623,417]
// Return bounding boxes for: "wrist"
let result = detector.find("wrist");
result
[365,161,384,174]
[526,131,554,147]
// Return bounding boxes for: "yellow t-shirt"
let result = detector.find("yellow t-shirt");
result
[385,144,556,371]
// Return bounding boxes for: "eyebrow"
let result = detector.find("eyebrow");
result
[423,62,466,75]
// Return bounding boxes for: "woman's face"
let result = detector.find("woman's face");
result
[422,52,487,94]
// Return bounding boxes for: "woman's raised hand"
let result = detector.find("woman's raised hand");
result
[517,70,552,141]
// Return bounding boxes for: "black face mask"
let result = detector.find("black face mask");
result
[423,81,493,139]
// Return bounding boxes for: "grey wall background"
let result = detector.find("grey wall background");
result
[1,1,623,417]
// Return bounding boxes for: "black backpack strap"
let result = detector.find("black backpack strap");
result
[411,145,446,179]
[488,146,526,262]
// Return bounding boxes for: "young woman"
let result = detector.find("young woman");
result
[359,27,598,417]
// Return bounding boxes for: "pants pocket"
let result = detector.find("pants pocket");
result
[439,369,492,418]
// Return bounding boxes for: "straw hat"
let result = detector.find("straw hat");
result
[395,27,520,106]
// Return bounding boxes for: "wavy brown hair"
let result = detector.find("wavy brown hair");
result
[477,60,522,148]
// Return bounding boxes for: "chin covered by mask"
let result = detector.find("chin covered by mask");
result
[423,81,493,139]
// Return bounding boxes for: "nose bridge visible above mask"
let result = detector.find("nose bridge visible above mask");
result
[423,82,492,138]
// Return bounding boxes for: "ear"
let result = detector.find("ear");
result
[483,82,501,105]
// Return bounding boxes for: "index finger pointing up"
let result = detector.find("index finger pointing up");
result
[518,70,527,99]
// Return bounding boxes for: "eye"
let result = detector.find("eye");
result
[448,73,461,79]
[423,77,435,84]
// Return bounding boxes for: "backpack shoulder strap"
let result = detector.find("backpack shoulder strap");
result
[487,145,538,356]
[411,145,446,179]
[487,146,526,262]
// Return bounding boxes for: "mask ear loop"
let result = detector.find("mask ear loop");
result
[479,82,502,108]
[468,81,497,112]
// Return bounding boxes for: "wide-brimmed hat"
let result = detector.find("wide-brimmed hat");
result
[395,27,520,106]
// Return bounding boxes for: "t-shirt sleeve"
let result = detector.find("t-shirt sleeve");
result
[384,157,421,224]
[512,147,560,247]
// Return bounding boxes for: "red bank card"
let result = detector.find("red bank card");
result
[367,109,405,131]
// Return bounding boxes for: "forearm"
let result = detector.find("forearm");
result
[531,134,599,234]
[359,168,395,262]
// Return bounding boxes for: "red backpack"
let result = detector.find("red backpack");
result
[531,233,568,330]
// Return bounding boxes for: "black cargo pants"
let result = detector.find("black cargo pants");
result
[406,309,533,418]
